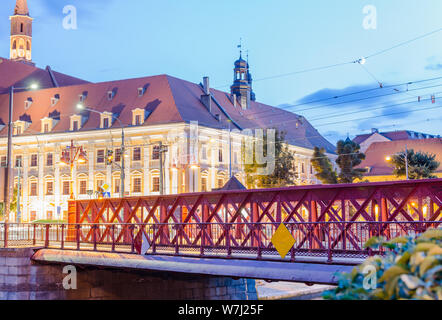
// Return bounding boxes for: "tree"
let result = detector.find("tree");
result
[311,147,338,184]
[391,149,440,180]
[243,129,297,188]
[336,138,366,183]
[0,188,18,222]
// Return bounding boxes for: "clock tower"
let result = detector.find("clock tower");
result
[10,0,33,64]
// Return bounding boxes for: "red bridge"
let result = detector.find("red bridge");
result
[1,179,441,284]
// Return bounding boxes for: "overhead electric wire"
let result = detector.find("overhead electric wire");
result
[364,27,442,60]
[245,81,442,121]
[314,104,442,128]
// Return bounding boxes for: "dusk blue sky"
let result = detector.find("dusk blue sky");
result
[1,0,442,143]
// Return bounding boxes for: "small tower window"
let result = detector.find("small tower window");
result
[20,23,24,33]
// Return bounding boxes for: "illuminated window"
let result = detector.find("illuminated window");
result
[133,147,141,161]
[46,153,53,167]
[115,149,122,162]
[79,181,87,195]
[30,154,38,167]
[133,177,141,193]
[46,181,54,195]
[152,177,160,192]
[0,156,6,167]
[15,155,23,168]
[114,178,120,194]
[96,179,104,192]
[62,181,70,195]
[217,179,224,189]
[103,117,109,129]
[96,149,105,164]
[30,182,38,196]
[152,146,160,160]
[201,177,208,192]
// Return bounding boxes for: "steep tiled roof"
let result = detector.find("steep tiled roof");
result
[0,59,335,153]
[357,138,442,176]
[0,57,88,92]
[353,130,439,145]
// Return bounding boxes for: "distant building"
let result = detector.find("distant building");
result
[356,138,442,182]
[353,128,440,153]
[0,0,335,222]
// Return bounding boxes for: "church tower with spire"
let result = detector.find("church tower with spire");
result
[10,0,33,64]
[230,48,256,110]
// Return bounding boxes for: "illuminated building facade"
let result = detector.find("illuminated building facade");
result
[0,1,335,222]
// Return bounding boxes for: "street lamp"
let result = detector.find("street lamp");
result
[77,104,126,198]
[3,83,39,223]
[60,140,88,199]
[386,144,409,180]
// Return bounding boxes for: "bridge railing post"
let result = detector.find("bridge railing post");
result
[61,224,65,250]
[93,224,97,251]
[290,224,295,262]
[152,225,157,254]
[32,224,36,246]
[174,224,180,255]
[257,224,262,260]
[76,224,81,250]
[44,224,50,248]
[327,223,332,263]
[200,224,205,257]
[111,225,116,252]
[130,225,135,254]
[226,224,231,258]
[4,223,8,248]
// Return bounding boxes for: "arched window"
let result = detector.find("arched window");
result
[20,23,24,33]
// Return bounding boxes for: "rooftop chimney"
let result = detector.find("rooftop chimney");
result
[201,76,212,113]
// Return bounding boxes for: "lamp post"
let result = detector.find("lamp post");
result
[3,83,38,223]
[16,157,22,223]
[77,104,126,198]
[60,140,87,200]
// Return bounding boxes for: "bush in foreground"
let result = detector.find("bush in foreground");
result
[323,228,442,300]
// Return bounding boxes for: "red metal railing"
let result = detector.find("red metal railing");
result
[1,221,439,264]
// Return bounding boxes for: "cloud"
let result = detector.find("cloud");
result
[425,63,442,71]
[424,56,442,71]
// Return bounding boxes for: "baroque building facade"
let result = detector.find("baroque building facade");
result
[0,1,335,222]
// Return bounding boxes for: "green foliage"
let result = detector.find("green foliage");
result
[310,139,366,184]
[311,147,338,184]
[243,129,297,188]
[323,229,442,300]
[391,149,440,180]
[336,139,366,183]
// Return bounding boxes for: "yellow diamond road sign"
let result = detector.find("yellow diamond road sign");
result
[271,224,296,259]
[101,183,110,192]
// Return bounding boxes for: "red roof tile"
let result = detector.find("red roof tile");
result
[0,57,88,91]
[0,60,335,153]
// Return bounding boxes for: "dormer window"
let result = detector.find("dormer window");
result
[70,115,82,131]
[41,117,57,133]
[107,88,117,101]
[79,91,88,103]
[24,98,33,110]
[100,112,113,129]
[132,108,145,126]
[51,94,60,107]
[13,120,30,135]
[138,87,146,97]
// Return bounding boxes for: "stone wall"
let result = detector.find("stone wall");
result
[0,248,257,300]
